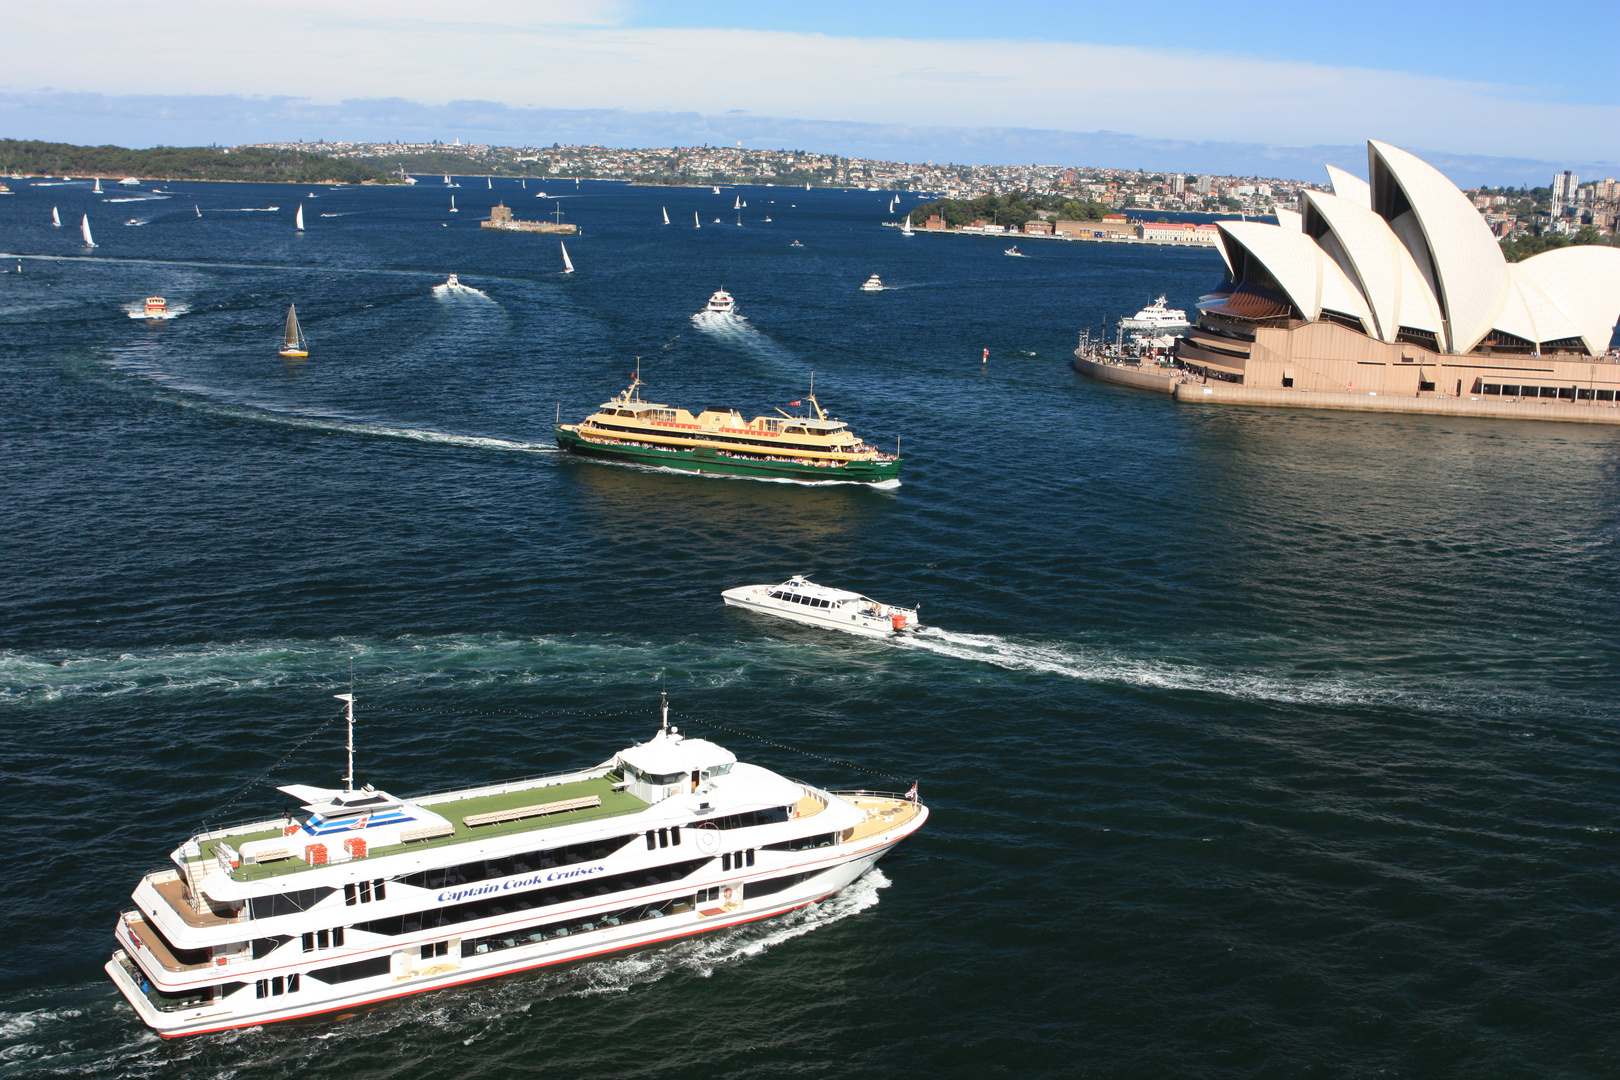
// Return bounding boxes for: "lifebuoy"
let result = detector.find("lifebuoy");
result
[722,886,735,902]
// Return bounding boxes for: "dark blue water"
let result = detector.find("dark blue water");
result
[2,178,1618,1079]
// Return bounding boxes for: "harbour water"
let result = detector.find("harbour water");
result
[1,178,1617,1078]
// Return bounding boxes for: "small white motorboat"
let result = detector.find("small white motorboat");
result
[860,274,883,292]
[702,289,735,315]
[1004,245,1026,257]
[723,576,920,639]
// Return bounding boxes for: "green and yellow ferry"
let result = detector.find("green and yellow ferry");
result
[554,375,901,484]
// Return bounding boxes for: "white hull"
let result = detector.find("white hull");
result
[108,813,919,1037]
[723,586,918,638]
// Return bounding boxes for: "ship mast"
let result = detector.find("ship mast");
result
[335,693,355,792]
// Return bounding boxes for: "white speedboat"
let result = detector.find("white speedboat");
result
[860,274,883,292]
[702,289,735,315]
[1004,246,1026,257]
[105,693,925,1038]
[722,576,920,638]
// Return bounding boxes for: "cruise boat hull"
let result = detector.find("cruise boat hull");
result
[554,426,901,484]
[722,585,919,638]
[107,800,922,1038]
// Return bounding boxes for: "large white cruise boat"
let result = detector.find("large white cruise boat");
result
[106,695,925,1037]
[1117,295,1191,335]
[723,575,920,638]
[702,289,736,315]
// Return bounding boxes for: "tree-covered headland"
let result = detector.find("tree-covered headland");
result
[0,140,396,184]
[906,191,1112,228]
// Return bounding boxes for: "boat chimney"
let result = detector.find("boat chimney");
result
[335,693,355,792]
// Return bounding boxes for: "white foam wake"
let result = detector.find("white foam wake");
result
[899,627,1412,708]
[122,301,187,319]
[432,282,493,300]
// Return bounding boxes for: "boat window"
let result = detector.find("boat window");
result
[707,805,790,831]
[397,834,638,892]
[742,868,825,900]
[709,764,732,777]
[671,826,681,846]
[353,857,716,937]
[248,886,336,920]
[251,935,290,960]
[307,955,390,986]
[763,832,837,852]
[460,895,697,959]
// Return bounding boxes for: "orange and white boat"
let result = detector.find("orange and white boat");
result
[144,296,167,317]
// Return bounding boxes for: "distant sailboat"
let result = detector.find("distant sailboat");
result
[449,196,457,213]
[560,241,574,274]
[80,214,96,247]
[279,303,309,358]
[734,195,741,210]
[805,182,811,191]
[295,203,305,231]
[51,206,60,227]
[487,177,492,189]
[694,211,701,229]
[520,179,526,189]
[901,212,914,236]
[93,177,103,194]
[662,206,670,225]
[195,204,202,218]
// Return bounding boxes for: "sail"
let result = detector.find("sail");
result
[283,304,302,350]
[487,177,492,189]
[662,206,669,225]
[51,206,60,227]
[449,196,456,212]
[734,196,740,209]
[93,178,102,193]
[81,214,95,247]
[694,211,700,229]
[295,203,304,231]
[902,213,913,236]
[196,204,202,217]
[561,241,574,274]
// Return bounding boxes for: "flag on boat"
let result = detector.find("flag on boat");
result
[789,400,801,406]
[904,782,918,801]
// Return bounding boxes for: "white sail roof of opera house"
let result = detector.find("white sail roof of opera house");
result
[1218,220,1374,333]
[1211,140,1620,358]
[1301,189,1445,343]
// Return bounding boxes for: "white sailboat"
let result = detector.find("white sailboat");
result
[560,241,574,274]
[902,213,914,236]
[93,177,103,194]
[51,206,60,227]
[295,203,305,231]
[449,196,458,213]
[81,214,96,247]
[195,204,202,218]
[279,303,309,358]
[487,177,492,189]
[694,211,701,229]
[662,206,670,225]
[734,195,741,210]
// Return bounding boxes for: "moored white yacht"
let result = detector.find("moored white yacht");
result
[106,693,925,1037]
[1117,295,1190,335]
[702,289,736,315]
[723,576,920,638]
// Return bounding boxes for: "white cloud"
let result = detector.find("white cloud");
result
[3,6,1613,161]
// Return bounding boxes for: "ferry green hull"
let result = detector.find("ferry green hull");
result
[554,426,901,484]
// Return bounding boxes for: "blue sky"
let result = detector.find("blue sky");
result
[625,0,1618,107]
[1,0,1615,178]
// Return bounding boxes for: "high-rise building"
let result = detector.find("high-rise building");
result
[1171,174,1185,194]
[1552,170,1579,205]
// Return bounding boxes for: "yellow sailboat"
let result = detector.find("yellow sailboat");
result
[278,303,309,358]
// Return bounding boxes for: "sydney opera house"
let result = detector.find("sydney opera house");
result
[1175,141,1620,412]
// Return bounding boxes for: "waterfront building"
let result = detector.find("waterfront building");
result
[1171,141,1620,418]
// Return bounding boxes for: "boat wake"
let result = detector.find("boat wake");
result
[432,281,492,300]
[122,301,187,319]
[103,196,168,204]
[214,207,281,213]
[94,355,556,458]
[897,627,1426,709]
[611,458,899,489]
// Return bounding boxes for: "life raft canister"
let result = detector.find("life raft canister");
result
[891,613,907,632]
